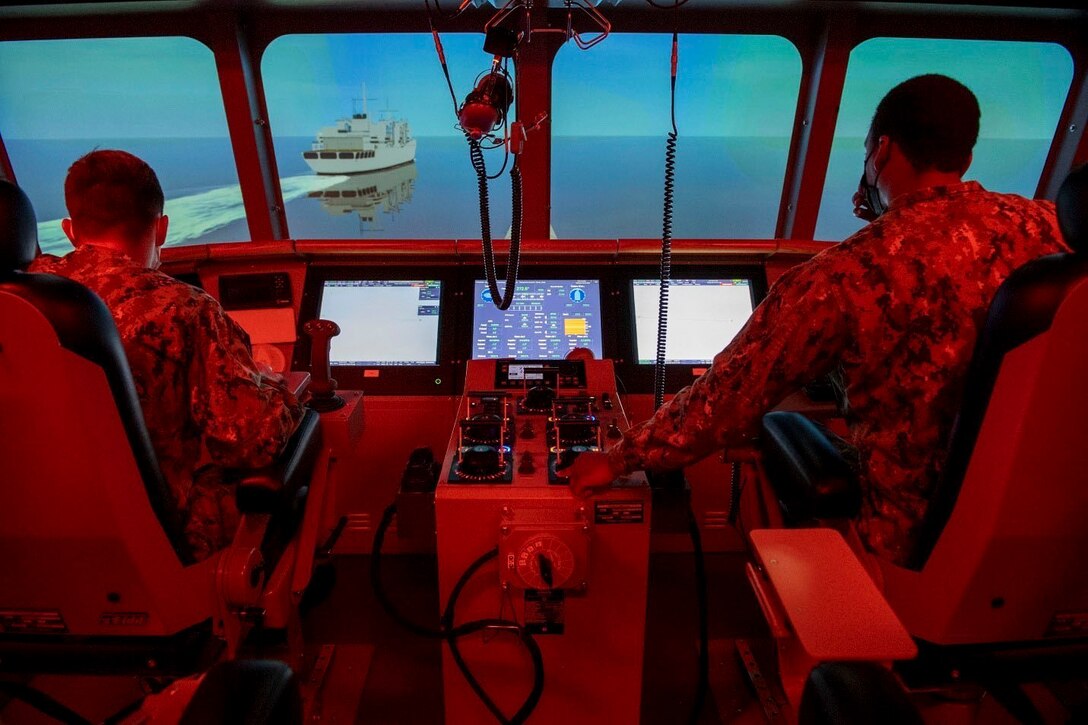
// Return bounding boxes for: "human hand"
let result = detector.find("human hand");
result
[853,175,879,222]
[254,359,286,385]
[561,451,620,498]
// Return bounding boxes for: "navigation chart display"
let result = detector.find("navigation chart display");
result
[633,279,755,364]
[472,280,603,360]
[321,280,442,365]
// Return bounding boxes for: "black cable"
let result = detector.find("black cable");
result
[370,504,543,724]
[687,506,710,724]
[471,137,522,311]
[443,550,513,724]
[426,3,461,119]
[654,30,680,411]
[487,60,513,181]
[650,20,707,722]
[371,504,446,638]
[0,682,94,725]
[727,460,742,525]
[425,0,467,24]
[645,0,690,8]
[433,20,521,313]
[442,549,545,725]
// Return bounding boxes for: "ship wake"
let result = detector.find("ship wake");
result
[36,174,351,255]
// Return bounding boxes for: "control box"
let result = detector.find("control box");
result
[435,359,651,723]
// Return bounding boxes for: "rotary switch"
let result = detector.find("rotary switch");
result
[515,534,576,590]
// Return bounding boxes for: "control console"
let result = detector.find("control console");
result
[435,359,651,724]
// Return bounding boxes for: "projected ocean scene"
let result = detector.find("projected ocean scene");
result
[0,34,1074,252]
[553,35,1072,241]
[814,38,1073,241]
[262,34,514,241]
[551,34,800,240]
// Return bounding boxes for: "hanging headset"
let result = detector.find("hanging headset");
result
[429,0,609,311]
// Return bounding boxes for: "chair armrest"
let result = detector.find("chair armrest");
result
[760,411,860,523]
[235,410,322,514]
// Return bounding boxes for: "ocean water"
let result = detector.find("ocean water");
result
[6,135,1051,255]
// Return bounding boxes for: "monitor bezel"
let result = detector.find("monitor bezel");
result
[468,274,610,363]
[613,264,768,393]
[295,266,461,395]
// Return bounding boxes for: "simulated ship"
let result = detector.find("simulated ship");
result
[302,87,416,175]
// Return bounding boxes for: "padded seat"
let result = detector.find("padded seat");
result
[756,164,1088,650]
[0,179,325,676]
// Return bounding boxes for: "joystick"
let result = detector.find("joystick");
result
[523,383,556,412]
[303,319,346,412]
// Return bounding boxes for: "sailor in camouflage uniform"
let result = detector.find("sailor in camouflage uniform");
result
[31,150,303,561]
[567,75,1068,565]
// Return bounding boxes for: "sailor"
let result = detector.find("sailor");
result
[565,74,1069,565]
[31,149,303,561]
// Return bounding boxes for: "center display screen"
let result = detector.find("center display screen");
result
[472,279,603,360]
[320,280,442,366]
[633,279,755,364]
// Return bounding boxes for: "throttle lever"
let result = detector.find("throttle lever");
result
[303,319,346,412]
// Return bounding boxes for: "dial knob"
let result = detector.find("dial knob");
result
[516,535,576,590]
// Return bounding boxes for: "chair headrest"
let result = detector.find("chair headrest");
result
[0,180,39,271]
[1057,163,1088,253]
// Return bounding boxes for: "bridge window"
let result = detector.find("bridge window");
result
[0,37,246,254]
[551,34,802,240]
[815,38,1074,242]
[262,33,512,239]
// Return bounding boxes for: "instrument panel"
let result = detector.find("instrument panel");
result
[288,263,768,395]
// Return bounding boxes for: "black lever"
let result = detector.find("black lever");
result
[538,553,553,589]
[303,319,346,412]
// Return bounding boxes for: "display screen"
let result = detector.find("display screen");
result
[472,280,603,360]
[320,280,441,365]
[633,279,755,364]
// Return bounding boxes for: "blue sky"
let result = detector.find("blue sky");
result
[836,37,1072,140]
[0,33,1072,141]
[261,33,805,137]
[0,37,231,140]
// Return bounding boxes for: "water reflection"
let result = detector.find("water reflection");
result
[306,161,417,233]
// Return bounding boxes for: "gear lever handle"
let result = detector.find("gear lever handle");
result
[303,319,345,412]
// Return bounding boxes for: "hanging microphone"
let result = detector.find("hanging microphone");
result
[458,61,513,140]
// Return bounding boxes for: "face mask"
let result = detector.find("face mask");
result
[858,147,886,219]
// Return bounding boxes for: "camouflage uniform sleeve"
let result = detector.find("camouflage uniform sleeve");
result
[608,254,852,474]
[188,302,304,468]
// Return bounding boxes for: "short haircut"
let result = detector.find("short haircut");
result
[869,74,980,174]
[65,149,164,242]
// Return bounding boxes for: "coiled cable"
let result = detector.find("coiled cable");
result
[471,136,522,311]
[654,30,680,411]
